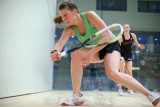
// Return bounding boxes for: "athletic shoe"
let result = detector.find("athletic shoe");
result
[147,90,160,107]
[128,90,134,95]
[119,89,124,96]
[61,93,85,106]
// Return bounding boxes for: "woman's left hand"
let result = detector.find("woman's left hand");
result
[139,44,145,49]
[81,54,93,68]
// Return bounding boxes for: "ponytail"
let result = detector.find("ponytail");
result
[53,16,63,24]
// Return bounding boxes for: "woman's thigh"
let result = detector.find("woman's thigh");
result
[72,48,103,63]
[104,51,120,73]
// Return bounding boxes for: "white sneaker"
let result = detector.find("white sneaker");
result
[147,90,160,107]
[128,90,134,95]
[61,93,85,106]
[119,89,124,96]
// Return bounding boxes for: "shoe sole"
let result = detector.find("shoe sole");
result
[75,101,85,105]
[61,101,84,106]
[61,103,69,106]
[152,97,160,106]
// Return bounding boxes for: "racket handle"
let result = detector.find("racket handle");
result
[60,51,67,57]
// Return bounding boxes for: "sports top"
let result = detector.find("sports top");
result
[72,12,98,43]
[121,34,134,55]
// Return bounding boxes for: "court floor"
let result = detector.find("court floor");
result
[0,90,159,107]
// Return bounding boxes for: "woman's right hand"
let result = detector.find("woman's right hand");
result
[50,50,61,61]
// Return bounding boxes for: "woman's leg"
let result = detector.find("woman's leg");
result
[119,58,125,90]
[62,48,91,106]
[71,48,102,94]
[71,48,88,95]
[126,61,132,77]
[104,51,150,96]
[125,61,135,94]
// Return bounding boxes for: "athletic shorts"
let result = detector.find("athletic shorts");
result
[121,54,132,61]
[99,41,120,60]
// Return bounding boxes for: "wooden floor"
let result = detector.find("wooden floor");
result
[0,90,159,107]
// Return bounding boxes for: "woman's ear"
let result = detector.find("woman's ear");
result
[73,9,78,14]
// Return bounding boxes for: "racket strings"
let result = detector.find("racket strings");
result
[84,24,122,48]
[88,26,121,45]
[109,26,121,37]
[86,34,103,45]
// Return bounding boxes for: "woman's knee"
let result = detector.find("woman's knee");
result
[71,49,88,60]
[106,70,121,81]
[71,51,81,61]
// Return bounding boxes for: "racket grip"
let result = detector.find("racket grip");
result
[60,51,67,57]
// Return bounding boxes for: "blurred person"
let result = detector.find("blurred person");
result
[118,24,145,96]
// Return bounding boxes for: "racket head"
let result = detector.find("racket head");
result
[85,23,123,48]
[60,23,123,57]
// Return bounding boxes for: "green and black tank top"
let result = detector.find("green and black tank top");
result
[72,12,98,43]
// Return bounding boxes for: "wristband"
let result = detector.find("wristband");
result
[50,50,57,54]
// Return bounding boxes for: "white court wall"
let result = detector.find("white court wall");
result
[0,0,56,98]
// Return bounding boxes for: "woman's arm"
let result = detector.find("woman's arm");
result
[52,27,74,51]
[118,36,123,46]
[131,33,145,49]
[50,27,75,61]
[85,11,111,55]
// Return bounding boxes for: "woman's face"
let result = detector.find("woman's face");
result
[123,24,130,33]
[59,8,76,26]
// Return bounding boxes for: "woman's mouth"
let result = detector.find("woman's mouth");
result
[65,21,69,24]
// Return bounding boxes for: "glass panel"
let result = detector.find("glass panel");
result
[158,2,160,12]
[138,1,148,12]
[97,0,127,11]
[149,2,158,12]
[53,28,160,91]
[138,1,160,13]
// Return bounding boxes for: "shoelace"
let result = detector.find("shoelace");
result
[153,90,157,93]
[65,96,74,104]
[65,94,82,103]
[119,90,123,93]
[153,90,160,95]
